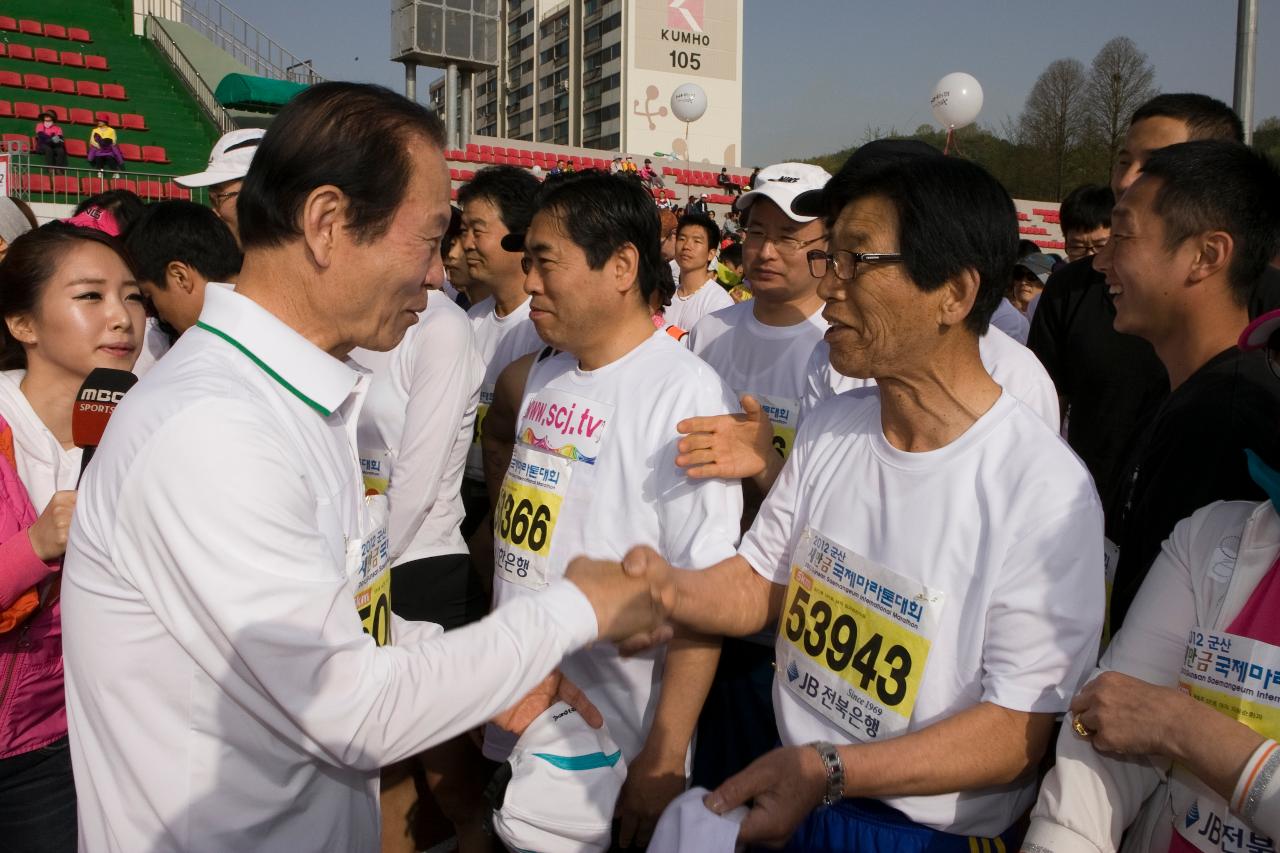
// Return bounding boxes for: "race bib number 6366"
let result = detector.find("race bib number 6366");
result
[777,529,945,742]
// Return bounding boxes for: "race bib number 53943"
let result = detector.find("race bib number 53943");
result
[777,529,944,742]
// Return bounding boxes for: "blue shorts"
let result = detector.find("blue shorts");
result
[781,798,1023,853]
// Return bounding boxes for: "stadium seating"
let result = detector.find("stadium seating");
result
[23,74,49,92]
[94,110,118,125]
[34,48,58,64]
[0,72,19,89]
[40,104,67,121]
[14,102,39,120]
[2,133,31,151]
[85,55,108,71]
[65,138,87,157]
[76,80,101,98]
[18,20,41,36]
[0,17,16,32]
[68,27,91,44]
[7,45,34,62]
[61,51,84,68]
[0,102,10,118]
[44,23,67,39]
[51,78,75,95]
[118,142,140,161]
[121,113,145,131]
[69,107,93,125]
[141,145,168,164]
[102,83,126,101]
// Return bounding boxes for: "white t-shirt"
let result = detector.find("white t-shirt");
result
[740,389,1103,835]
[491,331,744,760]
[352,294,482,564]
[801,326,1060,431]
[990,297,1030,345]
[465,295,545,482]
[664,278,734,335]
[131,318,172,378]
[0,370,81,510]
[688,301,827,461]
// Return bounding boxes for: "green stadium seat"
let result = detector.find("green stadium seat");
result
[102,83,126,101]
[8,45,34,62]
[18,20,42,36]
[51,78,75,95]
[61,51,84,68]
[35,48,59,64]
[43,24,67,40]
[76,80,101,98]
[65,138,87,157]
[84,55,108,71]
[68,27,91,43]
[23,74,50,92]
[69,107,94,125]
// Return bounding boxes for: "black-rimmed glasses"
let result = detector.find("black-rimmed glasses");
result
[807,249,905,280]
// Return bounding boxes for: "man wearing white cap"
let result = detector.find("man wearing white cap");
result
[678,162,832,788]
[175,127,265,243]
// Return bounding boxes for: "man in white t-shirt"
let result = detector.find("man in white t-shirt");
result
[683,160,831,788]
[629,154,1105,849]
[491,171,744,848]
[664,213,733,333]
[457,166,545,537]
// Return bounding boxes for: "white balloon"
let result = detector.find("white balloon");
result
[930,73,984,130]
[670,83,708,123]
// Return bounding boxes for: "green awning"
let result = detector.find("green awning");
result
[214,74,308,113]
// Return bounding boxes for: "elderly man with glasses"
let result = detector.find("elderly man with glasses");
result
[626,152,1104,851]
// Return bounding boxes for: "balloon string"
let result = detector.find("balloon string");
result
[944,128,954,155]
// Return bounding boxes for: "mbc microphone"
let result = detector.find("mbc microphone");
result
[73,368,137,483]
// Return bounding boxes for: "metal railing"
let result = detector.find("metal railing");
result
[3,145,208,207]
[133,0,323,84]
[145,16,235,136]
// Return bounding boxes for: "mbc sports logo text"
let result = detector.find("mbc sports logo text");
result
[79,388,126,404]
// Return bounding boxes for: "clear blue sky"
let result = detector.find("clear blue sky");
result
[218,0,1278,166]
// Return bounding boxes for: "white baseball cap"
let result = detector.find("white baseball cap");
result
[733,162,832,223]
[175,128,266,188]
[492,702,627,853]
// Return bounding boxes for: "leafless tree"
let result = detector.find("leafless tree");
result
[1087,37,1158,172]
[1019,58,1090,199]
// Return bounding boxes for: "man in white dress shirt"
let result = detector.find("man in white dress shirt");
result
[60,82,669,853]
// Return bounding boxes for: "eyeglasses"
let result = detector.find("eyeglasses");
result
[1065,239,1108,260]
[208,189,240,208]
[807,249,904,281]
[742,230,826,256]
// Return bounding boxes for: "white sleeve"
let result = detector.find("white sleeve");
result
[1025,508,1207,853]
[799,342,832,426]
[981,490,1106,713]
[386,310,482,562]
[120,400,597,772]
[738,413,810,584]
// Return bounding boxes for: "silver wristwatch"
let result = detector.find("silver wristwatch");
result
[809,741,845,806]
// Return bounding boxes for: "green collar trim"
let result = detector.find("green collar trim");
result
[196,321,332,417]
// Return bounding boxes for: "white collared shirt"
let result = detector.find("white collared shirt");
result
[62,284,597,853]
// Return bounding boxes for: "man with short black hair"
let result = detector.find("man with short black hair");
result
[1097,139,1280,629]
[627,154,1104,849]
[1059,183,1114,263]
[666,213,732,332]
[123,200,242,335]
[61,82,670,853]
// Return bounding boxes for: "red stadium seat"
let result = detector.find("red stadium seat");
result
[76,80,101,98]
[120,113,146,131]
[137,180,165,200]
[141,145,169,164]
[0,44,5,57]
[94,110,119,125]
[118,142,141,161]
[18,20,42,36]
[81,177,109,195]
[2,133,31,152]
[61,51,84,68]
[44,24,67,39]
[7,44,33,61]
[52,175,79,194]
[0,17,16,32]
[102,83,126,101]
[40,104,67,122]
[21,173,51,193]
[0,102,10,118]
[65,138,87,157]
[109,178,138,194]
[50,78,75,95]
[23,74,50,92]
[69,107,94,125]
[0,71,21,88]
[84,55,108,71]
[167,183,191,201]
[35,47,58,64]
[68,28,91,43]
[14,102,40,120]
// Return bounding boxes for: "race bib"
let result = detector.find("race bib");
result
[777,528,944,742]
[748,392,800,461]
[1173,629,1280,853]
[348,495,392,647]
[360,450,391,496]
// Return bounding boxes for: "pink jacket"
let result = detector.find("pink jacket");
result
[0,413,65,759]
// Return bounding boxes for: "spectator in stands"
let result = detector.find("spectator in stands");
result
[622,156,639,176]
[73,191,145,237]
[1097,140,1280,633]
[687,193,710,217]
[1025,310,1280,853]
[721,207,742,239]
[174,128,266,245]
[1059,183,1115,263]
[0,223,146,853]
[123,201,242,336]
[639,158,663,190]
[717,167,742,197]
[33,113,67,169]
[747,167,761,189]
[0,197,38,263]
[1008,252,1053,315]
[86,118,125,173]
[550,160,566,177]
[610,156,622,174]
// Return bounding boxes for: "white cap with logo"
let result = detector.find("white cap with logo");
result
[733,162,832,223]
[175,128,266,188]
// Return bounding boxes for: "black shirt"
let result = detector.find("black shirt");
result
[1105,346,1280,629]
[1027,258,1168,502]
